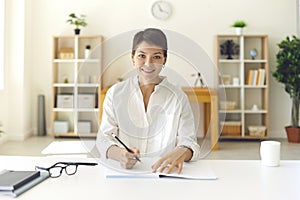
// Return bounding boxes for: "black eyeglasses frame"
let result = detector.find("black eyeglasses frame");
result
[35,162,98,178]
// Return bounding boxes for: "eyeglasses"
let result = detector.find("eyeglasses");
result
[35,162,98,178]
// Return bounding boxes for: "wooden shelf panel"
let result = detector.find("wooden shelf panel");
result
[220,135,268,139]
[53,83,99,87]
[53,108,99,112]
[53,59,100,63]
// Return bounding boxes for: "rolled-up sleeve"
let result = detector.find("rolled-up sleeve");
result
[176,94,201,161]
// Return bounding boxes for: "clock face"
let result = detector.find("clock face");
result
[151,1,172,20]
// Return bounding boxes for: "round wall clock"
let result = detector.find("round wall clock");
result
[151,1,172,20]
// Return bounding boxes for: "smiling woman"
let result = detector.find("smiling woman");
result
[0,0,4,90]
[97,28,201,174]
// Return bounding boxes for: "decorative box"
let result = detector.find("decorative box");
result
[220,101,236,110]
[54,120,69,133]
[248,126,266,137]
[77,94,95,108]
[221,121,241,136]
[56,94,73,108]
[77,121,92,133]
[59,48,74,59]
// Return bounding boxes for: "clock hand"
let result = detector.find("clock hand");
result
[158,4,164,12]
[158,4,169,14]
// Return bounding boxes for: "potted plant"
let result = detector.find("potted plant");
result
[231,20,247,35]
[272,35,300,143]
[66,13,87,35]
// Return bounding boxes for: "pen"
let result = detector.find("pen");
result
[111,133,142,163]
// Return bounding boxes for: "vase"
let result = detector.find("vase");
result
[74,28,81,35]
[235,27,243,35]
[285,126,300,143]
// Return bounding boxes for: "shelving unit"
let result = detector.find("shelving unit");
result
[52,35,103,138]
[215,34,269,139]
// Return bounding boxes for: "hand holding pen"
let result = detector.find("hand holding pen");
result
[111,133,142,163]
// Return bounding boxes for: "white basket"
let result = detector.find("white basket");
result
[220,101,236,110]
[248,126,266,137]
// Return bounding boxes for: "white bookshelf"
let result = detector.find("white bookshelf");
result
[215,34,269,138]
[52,35,103,137]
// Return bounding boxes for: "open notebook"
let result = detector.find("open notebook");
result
[103,157,217,180]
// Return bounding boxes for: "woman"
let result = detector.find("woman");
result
[97,28,200,174]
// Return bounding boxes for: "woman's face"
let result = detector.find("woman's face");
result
[132,41,166,85]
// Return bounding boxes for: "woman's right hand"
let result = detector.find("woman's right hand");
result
[107,145,140,169]
[119,147,140,169]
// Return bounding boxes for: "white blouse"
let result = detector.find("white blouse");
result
[96,76,200,161]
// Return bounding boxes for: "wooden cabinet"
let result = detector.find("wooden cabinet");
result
[52,35,103,137]
[215,34,269,138]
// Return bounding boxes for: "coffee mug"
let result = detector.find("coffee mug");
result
[260,141,281,167]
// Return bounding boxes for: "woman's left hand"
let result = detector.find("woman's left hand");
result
[151,147,193,174]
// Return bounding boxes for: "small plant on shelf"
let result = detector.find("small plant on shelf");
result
[231,20,247,28]
[231,20,247,35]
[66,13,87,35]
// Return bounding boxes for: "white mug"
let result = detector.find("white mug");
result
[260,141,281,167]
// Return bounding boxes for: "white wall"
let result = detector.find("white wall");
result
[2,0,297,139]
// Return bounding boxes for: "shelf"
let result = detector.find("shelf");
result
[220,135,267,139]
[77,83,99,87]
[219,59,241,63]
[219,85,241,88]
[219,59,267,64]
[244,110,268,114]
[53,108,99,112]
[244,85,267,89]
[219,110,243,113]
[53,83,99,87]
[53,83,75,87]
[215,34,269,139]
[77,108,99,112]
[53,59,100,63]
[52,35,103,137]
[53,108,74,112]
[244,59,267,63]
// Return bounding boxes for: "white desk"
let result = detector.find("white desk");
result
[0,156,300,200]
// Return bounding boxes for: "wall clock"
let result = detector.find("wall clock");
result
[151,1,172,20]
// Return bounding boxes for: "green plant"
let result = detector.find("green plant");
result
[66,13,87,29]
[231,20,247,28]
[272,35,300,128]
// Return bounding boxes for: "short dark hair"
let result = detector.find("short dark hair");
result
[131,28,168,57]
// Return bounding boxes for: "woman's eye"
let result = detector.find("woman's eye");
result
[137,54,145,58]
[153,55,161,59]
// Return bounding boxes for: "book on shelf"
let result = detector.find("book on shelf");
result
[257,69,266,85]
[246,69,265,86]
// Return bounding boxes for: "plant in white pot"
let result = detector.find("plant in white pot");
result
[231,20,247,35]
[272,35,300,143]
[66,13,87,35]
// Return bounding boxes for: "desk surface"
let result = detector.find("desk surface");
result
[0,156,299,200]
